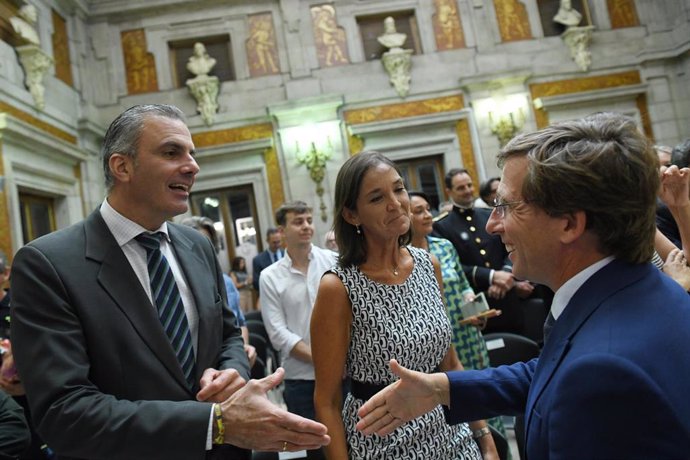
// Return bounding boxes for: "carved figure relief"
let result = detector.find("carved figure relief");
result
[607,0,639,29]
[246,13,280,77]
[494,0,532,42]
[433,0,465,50]
[310,4,349,67]
[378,17,413,98]
[121,29,158,94]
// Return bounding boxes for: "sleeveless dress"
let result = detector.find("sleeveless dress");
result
[329,246,481,460]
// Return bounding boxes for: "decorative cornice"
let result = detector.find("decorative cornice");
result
[192,123,274,149]
[343,95,465,125]
[0,101,77,145]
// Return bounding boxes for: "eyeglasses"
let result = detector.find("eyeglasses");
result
[491,198,526,218]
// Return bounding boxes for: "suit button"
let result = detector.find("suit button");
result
[485,262,491,267]
[466,216,472,221]
[480,249,486,255]
[475,238,481,243]
[470,226,476,232]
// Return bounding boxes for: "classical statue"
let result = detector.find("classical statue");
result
[377,17,413,97]
[185,42,219,125]
[553,0,583,28]
[187,42,216,77]
[10,4,40,46]
[377,16,407,50]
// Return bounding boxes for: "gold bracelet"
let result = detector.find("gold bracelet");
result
[213,404,225,445]
[472,426,491,439]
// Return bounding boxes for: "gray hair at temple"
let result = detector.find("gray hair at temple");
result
[101,104,186,191]
[497,112,658,265]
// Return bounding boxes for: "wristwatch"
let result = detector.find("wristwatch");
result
[472,426,491,439]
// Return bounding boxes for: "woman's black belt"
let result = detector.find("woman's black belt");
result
[350,367,440,401]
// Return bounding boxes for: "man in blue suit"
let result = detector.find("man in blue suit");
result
[356,112,690,458]
[252,227,283,293]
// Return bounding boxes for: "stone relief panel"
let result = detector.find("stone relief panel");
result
[432,0,466,50]
[606,0,639,29]
[246,12,280,77]
[310,4,349,67]
[121,28,158,94]
[51,9,73,87]
[494,0,532,42]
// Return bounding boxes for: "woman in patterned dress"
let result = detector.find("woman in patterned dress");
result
[311,152,498,459]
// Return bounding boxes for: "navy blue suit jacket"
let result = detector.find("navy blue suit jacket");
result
[252,250,278,292]
[445,259,690,459]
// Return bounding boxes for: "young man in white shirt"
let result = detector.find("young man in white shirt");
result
[260,201,337,421]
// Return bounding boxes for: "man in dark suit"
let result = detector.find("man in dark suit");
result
[357,113,690,458]
[433,168,543,334]
[251,227,283,292]
[10,105,329,460]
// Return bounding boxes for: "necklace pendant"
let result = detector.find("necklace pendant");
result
[393,268,399,276]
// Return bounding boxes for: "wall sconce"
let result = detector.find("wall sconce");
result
[296,138,333,222]
[489,109,525,147]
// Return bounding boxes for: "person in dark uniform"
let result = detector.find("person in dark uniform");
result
[433,168,549,336]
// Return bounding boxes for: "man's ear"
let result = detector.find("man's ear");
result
[109,153,133,184]
[560,210,587,244]
[342,207,358,226]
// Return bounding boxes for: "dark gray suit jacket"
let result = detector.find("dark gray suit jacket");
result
[10,210,250,460]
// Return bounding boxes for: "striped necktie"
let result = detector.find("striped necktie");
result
[135,232,195,388]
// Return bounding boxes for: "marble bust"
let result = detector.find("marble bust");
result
[377,16,407,50]
[10,4,40,46]
[186,42,216,77]
[553,0,583,27]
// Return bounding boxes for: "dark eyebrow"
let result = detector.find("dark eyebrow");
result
[159,141,196,156]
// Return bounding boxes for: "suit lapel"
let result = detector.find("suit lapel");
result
[85,211,191,393]
[524,259,648,445]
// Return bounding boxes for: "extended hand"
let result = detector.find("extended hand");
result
[220,367,330,451]
[662,248,690,290]
[356,359,448,437]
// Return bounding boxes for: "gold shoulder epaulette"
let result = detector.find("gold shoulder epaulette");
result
[433,211,449,222]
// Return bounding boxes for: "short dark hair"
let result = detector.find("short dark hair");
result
[275,201,312,226]
[479,177,500,201]
[265,227,280,240]
[407,191,430,203]
[101,105,186,191]
[444,168,470,189]
[333,151,412,268]
[671,138,690,168]
[498,112,658,264]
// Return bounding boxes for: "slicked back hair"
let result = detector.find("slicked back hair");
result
[497,112,658,264]
[101,104,186,191]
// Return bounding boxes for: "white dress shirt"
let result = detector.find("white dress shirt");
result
[550,256,615,321]
[260,245,337,380]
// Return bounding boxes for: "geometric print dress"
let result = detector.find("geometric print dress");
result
[329,246,481,459]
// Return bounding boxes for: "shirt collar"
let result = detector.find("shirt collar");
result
[550,256,615,320]
[100,198,170,247]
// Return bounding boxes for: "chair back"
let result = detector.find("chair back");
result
[483,332,540,366]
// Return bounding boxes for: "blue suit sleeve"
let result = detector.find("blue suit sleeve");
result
[445,359,536,424]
